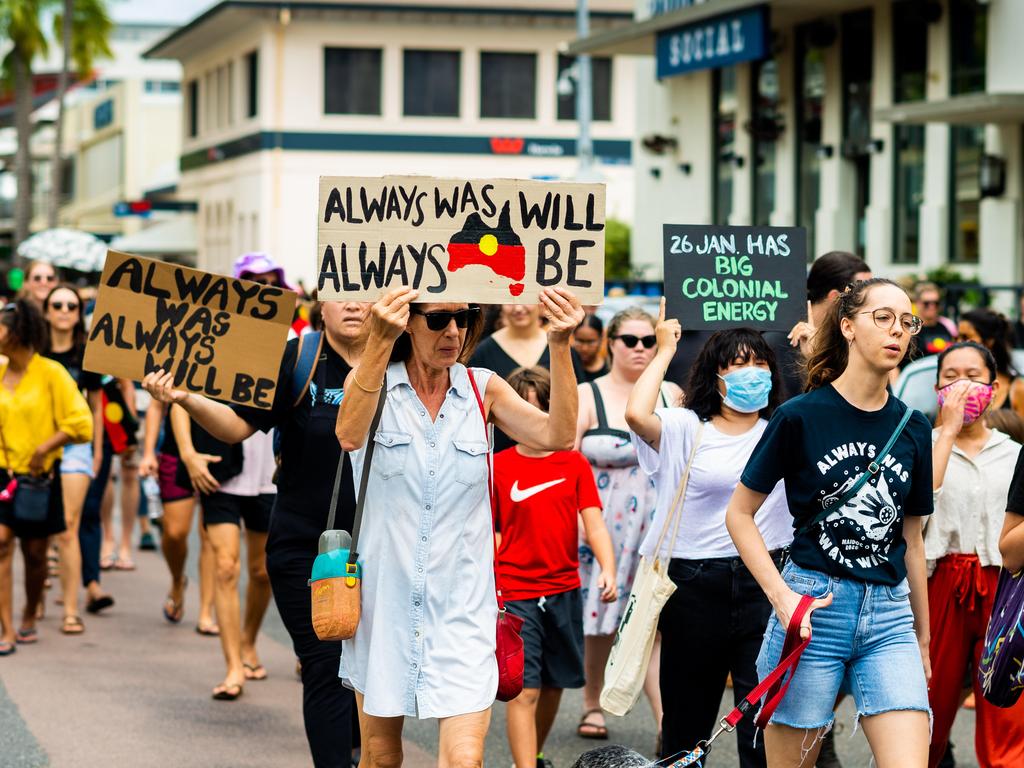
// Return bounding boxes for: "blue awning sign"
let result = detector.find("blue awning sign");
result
[656,5,769,79]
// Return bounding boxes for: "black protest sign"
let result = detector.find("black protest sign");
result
[83,251,297,409]
[663,225,806,331]
[316,175,606,304]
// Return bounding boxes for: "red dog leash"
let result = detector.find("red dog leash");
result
[663,594,815,767]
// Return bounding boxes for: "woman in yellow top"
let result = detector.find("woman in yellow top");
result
[0,299,92,654]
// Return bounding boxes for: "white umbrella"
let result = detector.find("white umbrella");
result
[16,228,109,272]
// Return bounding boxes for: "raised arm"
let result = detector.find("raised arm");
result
[932,382,967,490]
[488,288,583,451]
[625,297,680,452]
[336,287,418,452]
[142,372,256,445]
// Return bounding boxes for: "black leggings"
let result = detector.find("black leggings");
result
[266,518,356,768]
[658,554,778,768]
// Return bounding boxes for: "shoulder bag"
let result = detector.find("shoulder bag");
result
[600,421,705,716]
[979,567,1024,707]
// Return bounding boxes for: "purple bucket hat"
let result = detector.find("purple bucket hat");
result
[233,252,291,288]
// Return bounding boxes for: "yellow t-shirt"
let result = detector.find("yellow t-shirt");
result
[0,354,93,474]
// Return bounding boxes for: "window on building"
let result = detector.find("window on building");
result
[950,0,988,96]
[795,26,825,260]
[227,61,235,125]
[324,48,383,115]
[144,80,181,94]
[480,52,536,119]
[842,9,874,255]
[892,0,927,103]
[403,50,460,117]
[246,50,259,118]
[187,80,198,137]
[712,66,737,226]
[752,58,780,227]
[204,71,215,132]
[950,125,983,264]
[893,125,925,264]
[556,54,612,121]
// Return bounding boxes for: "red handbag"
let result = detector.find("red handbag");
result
[467,368,525,702]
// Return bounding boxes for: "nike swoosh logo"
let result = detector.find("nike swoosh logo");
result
[510,478,566,502]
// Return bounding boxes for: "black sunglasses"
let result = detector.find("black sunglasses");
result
[612,334,657,349]
[412,307,479,332]
[50,301,79,312]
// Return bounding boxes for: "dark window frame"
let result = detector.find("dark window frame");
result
[892,124,925,264]
[751,57,780,228]
[324,47,383,116]
[556,54,613,122]
[950,0,988,96]
[479,51,537,119]
[403,49,461,118]
[187,79,198,138]
[245,50,259,119]
[948,124,984,264]
[892,0,928,103]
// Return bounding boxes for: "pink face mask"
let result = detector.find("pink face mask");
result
[937,380,994,425]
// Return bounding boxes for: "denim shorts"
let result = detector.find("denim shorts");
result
[60,441,94,477]
[755,560,930,730]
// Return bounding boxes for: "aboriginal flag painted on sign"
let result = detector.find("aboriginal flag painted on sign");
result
[446,201,527,296]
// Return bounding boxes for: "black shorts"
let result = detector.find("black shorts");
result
[201,492,273,533]
[0,468,66,540]
[506,588,585,690]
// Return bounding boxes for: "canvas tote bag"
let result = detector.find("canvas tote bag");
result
[600,422,704,716]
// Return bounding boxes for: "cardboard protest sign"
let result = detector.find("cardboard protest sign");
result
[83,251,297,409]
[316,176,605,304]
[663,225,807,331]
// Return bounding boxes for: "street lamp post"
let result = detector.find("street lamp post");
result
[575,0,596,181]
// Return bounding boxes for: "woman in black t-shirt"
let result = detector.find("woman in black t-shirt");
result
[726,279,933,767]
[143,300,369,768]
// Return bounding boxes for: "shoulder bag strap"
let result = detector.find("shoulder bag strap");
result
[331,375,387,565]
[291,331,324,408]
[796,405,914,537]
[652,420,705,561]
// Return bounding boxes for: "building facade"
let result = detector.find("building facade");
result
[146,0,637,285]
[571,0,1024,295]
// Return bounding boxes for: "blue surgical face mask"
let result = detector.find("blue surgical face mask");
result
[718,366,773,413]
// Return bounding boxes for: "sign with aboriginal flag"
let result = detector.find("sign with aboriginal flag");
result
[316,176,606,304]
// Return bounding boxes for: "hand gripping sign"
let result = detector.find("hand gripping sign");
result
[316,176,606,304]
[83,251,297,409]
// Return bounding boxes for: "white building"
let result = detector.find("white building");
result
[570,0,1024,294]
[145,0,638,286]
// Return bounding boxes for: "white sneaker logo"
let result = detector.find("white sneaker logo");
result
[510,478,566,502]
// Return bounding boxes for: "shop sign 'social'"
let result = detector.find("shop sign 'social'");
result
[656,5,769,79]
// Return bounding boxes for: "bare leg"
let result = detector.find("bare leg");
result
[860,710,929,768]
[240,528,271,672]
[20,538,49,633]
[206,521,244,695]
[197,524,217,630]
[117,456,138,563]
[644,633,664,734]
[581,634,615,731]
[356,691,405,767]
[58,473,90,623]
[764,723,831,767]
[535,687,563,754]
[160,496,195,612]
[0,525,15,645]
[507,687,540,768]
[438,708,491,768]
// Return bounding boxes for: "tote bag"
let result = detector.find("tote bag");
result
[979,567,1024,707]
[600,423,704,716]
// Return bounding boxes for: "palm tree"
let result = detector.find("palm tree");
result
[48,0,113,228]
[1,0,51,247]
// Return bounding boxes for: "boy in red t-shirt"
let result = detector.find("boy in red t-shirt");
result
[495,367,617,768]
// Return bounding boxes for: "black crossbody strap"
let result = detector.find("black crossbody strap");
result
[797,405,914,537]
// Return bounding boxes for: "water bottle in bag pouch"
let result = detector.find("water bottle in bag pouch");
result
[309,529,362,641]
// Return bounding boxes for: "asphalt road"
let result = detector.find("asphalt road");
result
[0,505,980,768]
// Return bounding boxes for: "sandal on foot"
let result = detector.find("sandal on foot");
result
[85,595,114,614]
[61,616,85,635]
[0,641,15,656]
[577,708,609,740]
[163,576,187,624]
[16,627,38,645]
[114,559,136,571]
[212,683,244,701]
[99,555,117,571]
[243,663,268,681]
[195,622,220,637]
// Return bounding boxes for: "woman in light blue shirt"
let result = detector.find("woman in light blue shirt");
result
[336,286,583,767]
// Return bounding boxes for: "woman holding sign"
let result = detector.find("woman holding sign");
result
[0,299,92,654]
[335,286,582,767]
[726,279,933,766]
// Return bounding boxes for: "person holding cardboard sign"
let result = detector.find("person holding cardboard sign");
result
[334,286,583,767]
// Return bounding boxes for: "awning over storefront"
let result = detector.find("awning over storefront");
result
[110,215,196,258]
[874,93,1024,125]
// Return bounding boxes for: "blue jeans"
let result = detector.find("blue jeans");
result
[755,560,930,729]
[79,441,112,587]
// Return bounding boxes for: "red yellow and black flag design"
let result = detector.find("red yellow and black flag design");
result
[446,201,527,296]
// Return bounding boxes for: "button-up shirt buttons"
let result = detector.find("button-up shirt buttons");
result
[421,536,427,542]
[429,470,435,476]
[414,600,420,607]
[414,630,420,638]
[425,504,431,510]
[417,567,423,573]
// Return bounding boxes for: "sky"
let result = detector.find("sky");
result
[108,0,219,25]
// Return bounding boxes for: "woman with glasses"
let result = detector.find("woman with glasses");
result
[573,314,608,382]
[335,287,583,767]
[926,341,1024,768]
[42,284,109,633]
[0,299,92,654]
[574,306,682,744]
[727,279,933,767]
[20,262,57,309]
[957,308,1024,417]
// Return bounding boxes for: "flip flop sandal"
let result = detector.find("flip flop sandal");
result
[243,663,268,681]
[195,623,220,637]
[0,641,15,656]
[86,595,114,614]
[16,627,39,645]
[114,560,136,571]
[99,556,117,571]
[163,576,187,624]
[577,708,609,740]
[61,616,85,635]
[212,684,244,701]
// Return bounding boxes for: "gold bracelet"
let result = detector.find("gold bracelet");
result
[352,372,384,393]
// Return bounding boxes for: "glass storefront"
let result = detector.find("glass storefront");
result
[893,126,925,264]
[712,65,737,226]
[795,26,825,260]
[752,58,780,227]
[950,125,984,264]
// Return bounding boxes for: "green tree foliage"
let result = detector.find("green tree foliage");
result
[604,217,631,281]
